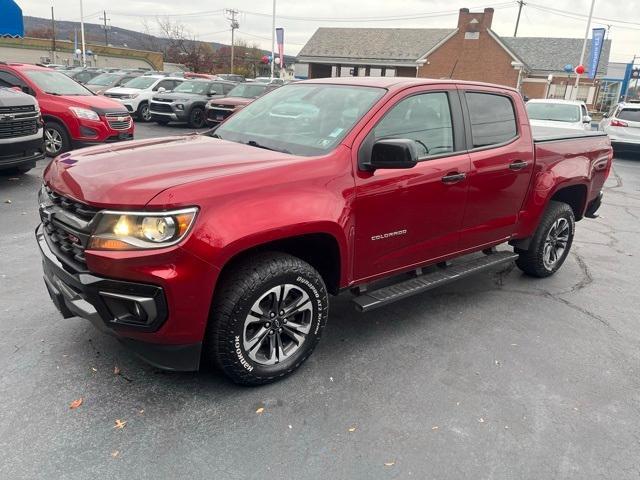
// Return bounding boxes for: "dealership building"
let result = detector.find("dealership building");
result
[295,7,611,107]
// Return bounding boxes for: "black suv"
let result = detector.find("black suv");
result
[149,79,236,128]
[0,87,44,174]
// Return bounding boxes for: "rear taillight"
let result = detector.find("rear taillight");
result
[610,119,628,127]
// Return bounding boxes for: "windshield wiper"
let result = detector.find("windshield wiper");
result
[246,140,290,154]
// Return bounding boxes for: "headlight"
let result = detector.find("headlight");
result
[69,107,100,121]
[88,208,198,250]
[175,104,184,110]
[125,93,139,99]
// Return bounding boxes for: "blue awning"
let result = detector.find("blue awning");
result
[0,0,25,38]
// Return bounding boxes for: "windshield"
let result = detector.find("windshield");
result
[526,103,581,123]
[173,81,210,95]
[23,70,92,96]
[227,83,268,98]
[212,84,385,156]
[617,109,640,122]
[87,73,120,86]
[122,76,158,90]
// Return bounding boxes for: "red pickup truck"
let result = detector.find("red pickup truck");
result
[37,78,612,385]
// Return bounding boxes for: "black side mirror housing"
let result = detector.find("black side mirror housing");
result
[367,138,419,171]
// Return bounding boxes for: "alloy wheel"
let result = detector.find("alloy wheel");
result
[242,284,313,366]
[542,217,570,270]
[45,128,63,155]
[140,104,151,121]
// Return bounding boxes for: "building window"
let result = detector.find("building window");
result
[550,83,567,99]
[465,92,518,148]
[576,85,590,102]
[384,68,396,77]
[369,67,382,77]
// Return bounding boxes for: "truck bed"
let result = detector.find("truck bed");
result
[532,126,607,143]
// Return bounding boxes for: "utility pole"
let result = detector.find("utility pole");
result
[573,0,596,99]
[79,0,87,67]
[225,9,239,74]
[99,11,111,46]
[50,6,56,57]
[513,0,525,37]
[270,0,276,79]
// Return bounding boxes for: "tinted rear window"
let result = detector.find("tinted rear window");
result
[466,92,518,148]
[618,109,640,122]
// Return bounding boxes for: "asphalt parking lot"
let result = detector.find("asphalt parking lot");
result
[1,123,639,480]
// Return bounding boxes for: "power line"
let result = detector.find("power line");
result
[526,2,640,31]
[99,11,111,46]
[513,0,525,37]
[225,9,239,74]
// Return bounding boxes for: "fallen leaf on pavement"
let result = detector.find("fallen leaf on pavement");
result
[256,407,265,414]
[111,450,119,458]
[139,409,144,414]
[91,367,97,372]
[384,461,395,467]
[431,426,439,430]
[114,366,121,375]
[348,426,356,432]
[4,199,11,204]
[69,398,83,409]
[478,417,485,423]
[113,419,127,429]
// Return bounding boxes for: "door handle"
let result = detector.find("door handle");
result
[509,160,528,171]
[441,172,466,184]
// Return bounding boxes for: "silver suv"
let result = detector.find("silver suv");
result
[599,102,640,153]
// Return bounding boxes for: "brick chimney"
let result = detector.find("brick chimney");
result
[457,7,494,32]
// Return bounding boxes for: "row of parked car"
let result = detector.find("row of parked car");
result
[0,61,288,174]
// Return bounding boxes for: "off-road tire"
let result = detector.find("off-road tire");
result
[516,201,575,278]
[205,252,329,385]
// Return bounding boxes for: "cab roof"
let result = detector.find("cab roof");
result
[297,76,520,93]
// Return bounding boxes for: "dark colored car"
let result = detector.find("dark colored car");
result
[38,78,611,385]
[205,82,279,125]
[0,62,134,156]
[85,72,143,95]
[149,79,236,127]
[63,69,105,85]
[0,86,44,174]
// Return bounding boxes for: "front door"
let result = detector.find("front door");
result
[352,87,471,282]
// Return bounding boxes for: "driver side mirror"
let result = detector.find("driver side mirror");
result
[157,87,166,93]
[583,115,592,124]
[367,139,419,171]
[208,90,217,96]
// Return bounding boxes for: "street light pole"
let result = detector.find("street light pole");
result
[573,0,596,99]
[79,0,87,67]
[270,0,276,79]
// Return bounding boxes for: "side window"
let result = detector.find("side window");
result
[223,83,234,94]
[210,83,221,94]
[172,80,183,89]
[372,92,455,157]
[581,105,588,117]
[0,70,25,88]
[154,80,172,91]
[466,92,518,148]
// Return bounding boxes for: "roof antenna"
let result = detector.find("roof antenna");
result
[447,59,459,79]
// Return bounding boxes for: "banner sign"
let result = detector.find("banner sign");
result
[588,28,606,79]
[276,28,284,68]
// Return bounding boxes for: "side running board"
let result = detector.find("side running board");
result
[352,251,519,312]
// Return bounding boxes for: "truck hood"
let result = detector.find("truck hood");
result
[104,87,144,96]
[44,134,296,208]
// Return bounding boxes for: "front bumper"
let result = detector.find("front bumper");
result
[36,224,202,371]
[0,136,44,170]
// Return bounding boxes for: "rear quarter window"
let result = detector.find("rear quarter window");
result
[466,92,518,148]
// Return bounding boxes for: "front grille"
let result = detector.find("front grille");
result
[104,93,128,99]
[40,186,99,268]
[105,112,132,131]
[0,118,38,138]
[150,103,173,113]
[0,105,35,114]
[152,97,173,103]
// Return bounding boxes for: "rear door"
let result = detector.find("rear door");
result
[352,86,470,281]
[457,88,534,250]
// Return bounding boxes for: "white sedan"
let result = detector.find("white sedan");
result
[526,99,592,131]
[599,102,640,153]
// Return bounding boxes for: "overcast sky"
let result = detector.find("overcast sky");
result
[17,0,640,62]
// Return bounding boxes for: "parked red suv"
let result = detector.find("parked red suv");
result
[0,62,134,156]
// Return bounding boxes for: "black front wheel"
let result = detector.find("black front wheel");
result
[188,107,205,129]
[206,252,329,385]
[137,102,152,122]
[44,122,71,157]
